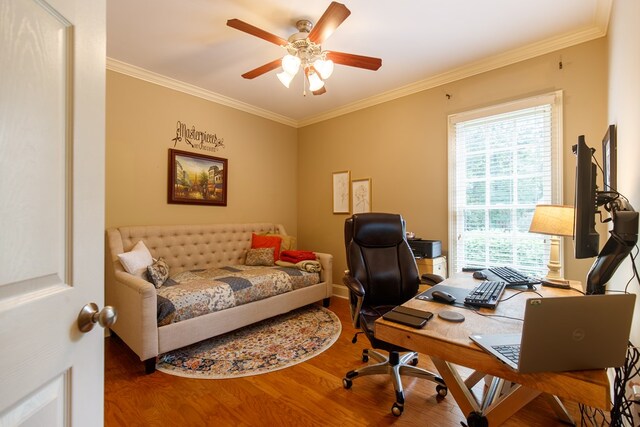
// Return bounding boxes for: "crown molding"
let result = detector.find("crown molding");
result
[297,25,608,127]
[594,0,612,34]
[108,7,609,129]
[106,58,298,128]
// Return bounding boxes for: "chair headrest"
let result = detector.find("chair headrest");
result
[351,213,405,247]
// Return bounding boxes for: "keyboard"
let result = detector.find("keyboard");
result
[487,266,541,287]
[493,344,520,364]
[464,280,506,309]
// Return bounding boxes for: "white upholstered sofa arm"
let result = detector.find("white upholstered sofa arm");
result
[110,269,159,361]
[315,252,333,288]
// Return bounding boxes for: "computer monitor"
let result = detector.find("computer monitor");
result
[602,124,617,192]
[573,133,639,294]
[573,135,599,259]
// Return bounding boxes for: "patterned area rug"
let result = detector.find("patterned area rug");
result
[156,305,341,379]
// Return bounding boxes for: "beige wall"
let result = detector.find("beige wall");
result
[107,39,612,292]
[607,0,640,344]
[106,71,298,234]
[298,39,608,288]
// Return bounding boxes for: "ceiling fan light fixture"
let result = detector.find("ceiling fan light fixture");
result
[276,71,295,88]
[314,59,334,80]
[307,70,325,92]
[281,54,301,75]
[228,2,381,97]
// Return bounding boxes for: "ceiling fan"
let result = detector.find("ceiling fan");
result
[227,1,382,96]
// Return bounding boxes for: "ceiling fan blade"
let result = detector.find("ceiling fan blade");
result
[308,2,351,44]
[326,51,382,71]
[227,19,289,46]
[241,58,282,79]
[312,86,327,96]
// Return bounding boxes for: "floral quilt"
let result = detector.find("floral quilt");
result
[156,265,320,326]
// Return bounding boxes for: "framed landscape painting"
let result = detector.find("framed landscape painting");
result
[168,149,228,206]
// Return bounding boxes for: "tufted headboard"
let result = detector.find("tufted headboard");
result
[107,223,286,275]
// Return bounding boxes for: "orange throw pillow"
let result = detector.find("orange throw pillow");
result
[251,233,282,262]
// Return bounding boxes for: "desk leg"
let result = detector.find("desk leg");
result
[483,384,541,425]
[464,370,487,389]
[431,357,542,426]
[542,394,576,425]
[431,357,481,416]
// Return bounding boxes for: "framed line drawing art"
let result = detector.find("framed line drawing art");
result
[168,149,228,206]
[352,178,371,214]
[332,171,351,214]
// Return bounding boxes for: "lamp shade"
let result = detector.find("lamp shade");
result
[529,204,574,237]
[276,71,295,88]
[307,70,325,91]
[281,54,301,76]
[313,59,334,79]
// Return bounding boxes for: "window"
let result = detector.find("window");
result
[448,92,563,277]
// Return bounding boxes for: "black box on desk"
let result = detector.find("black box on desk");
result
[408,239,442,258]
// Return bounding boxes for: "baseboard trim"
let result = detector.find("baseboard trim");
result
[332,284,349,300]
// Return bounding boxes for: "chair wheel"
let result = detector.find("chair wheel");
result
[436,384,448,397]
[391,402,403,416]
[410,357,419,366]
[466,411,488,427]
[343,378,352,389]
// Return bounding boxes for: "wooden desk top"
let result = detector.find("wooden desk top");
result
[375,273,611,410]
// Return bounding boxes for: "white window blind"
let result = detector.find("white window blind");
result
[448,92,563,277]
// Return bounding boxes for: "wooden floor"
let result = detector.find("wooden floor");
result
[105,297,584,426]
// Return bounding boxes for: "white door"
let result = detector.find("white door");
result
[0,0,106,425]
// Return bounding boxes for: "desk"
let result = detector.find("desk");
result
[375,274,610,426]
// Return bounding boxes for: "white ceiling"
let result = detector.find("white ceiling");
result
[107,0,610,127]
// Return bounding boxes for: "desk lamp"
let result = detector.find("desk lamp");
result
[528,204,575,281]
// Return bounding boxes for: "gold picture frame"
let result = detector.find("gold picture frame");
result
[351,178,372,214]
[332,171,351,214]
[168,149,228,206]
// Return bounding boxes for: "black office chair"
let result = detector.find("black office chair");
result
[342,213,447,416]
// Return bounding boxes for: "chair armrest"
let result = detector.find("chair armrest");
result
[343,274,365,297]
[420,273,444,286]
[343,274,365,328]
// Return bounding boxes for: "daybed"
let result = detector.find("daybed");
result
[105,223,333,373]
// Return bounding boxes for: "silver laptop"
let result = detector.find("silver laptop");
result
[470,293,635,373]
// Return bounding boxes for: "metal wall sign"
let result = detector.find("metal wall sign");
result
[171,121,225,152]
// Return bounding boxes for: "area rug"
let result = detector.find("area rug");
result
[156,305,341,379]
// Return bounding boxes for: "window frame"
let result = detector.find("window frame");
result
[447,91,564,275]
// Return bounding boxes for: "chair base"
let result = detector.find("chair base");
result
[343,348,447,416]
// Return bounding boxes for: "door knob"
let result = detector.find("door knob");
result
[77,303,117,333]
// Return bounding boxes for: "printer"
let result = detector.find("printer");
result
[408,239,442,258]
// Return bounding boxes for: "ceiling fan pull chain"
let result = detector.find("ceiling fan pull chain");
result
[303,72,307,97]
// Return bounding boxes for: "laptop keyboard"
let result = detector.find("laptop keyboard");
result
[489,266,541,287]
[493,344,521,364]
[464,281,506,309]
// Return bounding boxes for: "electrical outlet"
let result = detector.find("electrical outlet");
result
[633,385,640,399]
[631,384,640,426]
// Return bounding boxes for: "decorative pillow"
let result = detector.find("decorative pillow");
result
[245,248,275,266]
[251,233,282,262]
[147,257,170,288]
[260,232,297,251]
[117,240,153,278]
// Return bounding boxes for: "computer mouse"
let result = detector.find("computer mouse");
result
[431,290,456,304]
[472,271,487,280]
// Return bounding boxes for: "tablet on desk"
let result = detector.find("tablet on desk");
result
[382,306,433,328]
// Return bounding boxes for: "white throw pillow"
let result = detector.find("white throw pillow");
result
[117,240,153,278]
